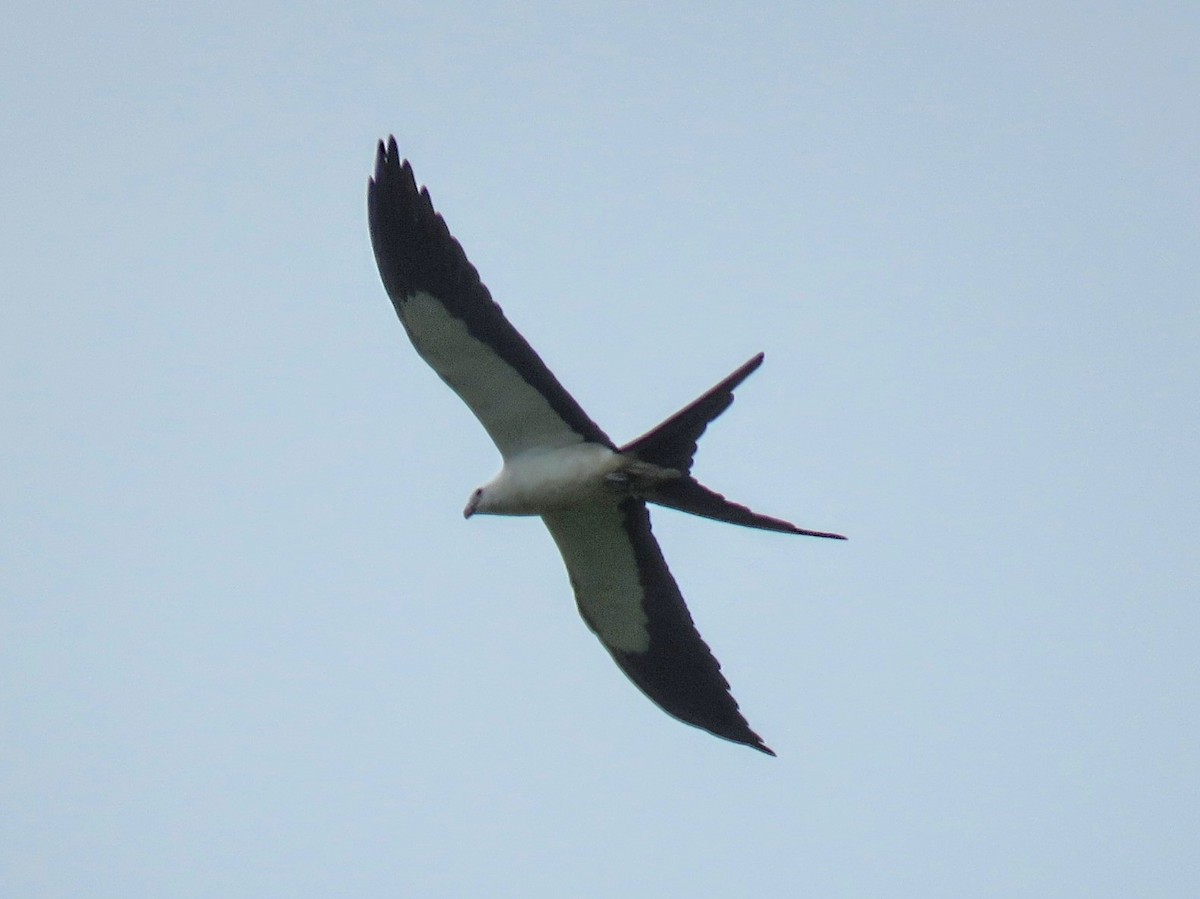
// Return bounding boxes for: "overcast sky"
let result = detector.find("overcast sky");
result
[3,2,1198,896]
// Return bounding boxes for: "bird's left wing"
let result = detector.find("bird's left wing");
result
[368,137,612,458]
[542,499,774,755]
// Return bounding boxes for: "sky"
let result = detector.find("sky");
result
[3,2,1198,896]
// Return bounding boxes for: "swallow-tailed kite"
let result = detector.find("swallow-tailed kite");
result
[367,137,844,755]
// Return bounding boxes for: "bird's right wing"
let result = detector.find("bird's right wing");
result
[368,137,613,458]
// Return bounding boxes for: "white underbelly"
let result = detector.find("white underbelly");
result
[488,443,623,514]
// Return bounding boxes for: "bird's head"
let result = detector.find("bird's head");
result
[463,486,485,519]
[464,470,512,518]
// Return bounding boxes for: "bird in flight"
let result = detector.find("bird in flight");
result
[367,137,844,755]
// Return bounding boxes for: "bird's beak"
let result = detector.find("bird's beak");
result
[463,498,476,519]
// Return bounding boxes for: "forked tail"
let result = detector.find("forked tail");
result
[619,354,846,540]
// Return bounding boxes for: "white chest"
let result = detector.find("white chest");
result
[481,444,623,515]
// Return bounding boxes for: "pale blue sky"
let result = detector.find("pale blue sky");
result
[3,2,1198,896]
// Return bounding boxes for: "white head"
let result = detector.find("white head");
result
[461,466,532,518]
[463,486,488,518]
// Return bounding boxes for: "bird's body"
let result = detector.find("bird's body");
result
[466,442,626,517]
[368,137,844,755]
